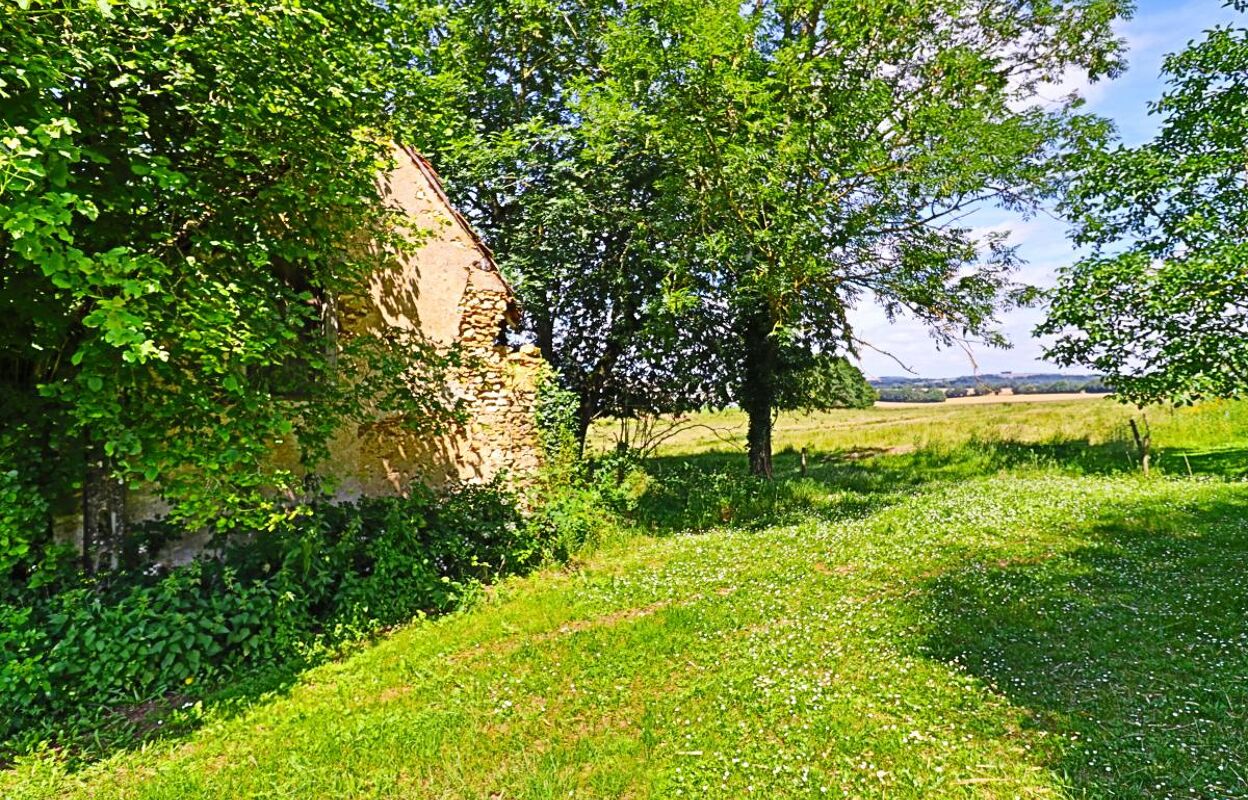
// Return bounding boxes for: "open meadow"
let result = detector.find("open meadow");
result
[4,398,1246,799]
[7,1,1246,797]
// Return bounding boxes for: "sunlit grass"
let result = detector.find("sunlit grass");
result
[4,400,1246,799]
[594,397,1247,462]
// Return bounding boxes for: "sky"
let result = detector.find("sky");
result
[849,0,1242,379]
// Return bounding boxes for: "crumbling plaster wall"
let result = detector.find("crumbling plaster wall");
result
[305,146,546,498]
[318,276,545,497]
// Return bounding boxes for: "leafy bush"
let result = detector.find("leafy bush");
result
[524,450,646,561]
[0,483,540,757]
[533,372,582,463]
[523,372,647,560]
[0,468,45,577]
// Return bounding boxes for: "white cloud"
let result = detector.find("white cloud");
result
[848,0,1243,378]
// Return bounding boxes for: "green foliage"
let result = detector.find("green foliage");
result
[428,0,673,437]
[0,468,45,576]
[1041,4,1248,406]
[0,484,539,758]
[533,371,582,462]
[436,0,1130,471]
[645,0,1126,467]
[1014,379,1111,395]
[523,443,646,562]
[0,0,450,541]
[775,350,876,412]
[877,387,948,403]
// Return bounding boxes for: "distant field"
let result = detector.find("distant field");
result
[6,400,1246,799]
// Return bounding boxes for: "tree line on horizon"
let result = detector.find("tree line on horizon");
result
[874,375,1113,403]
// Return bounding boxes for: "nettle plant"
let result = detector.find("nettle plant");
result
[0,0,453,574]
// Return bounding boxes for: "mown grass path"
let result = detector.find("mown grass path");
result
[6,402,1247,799]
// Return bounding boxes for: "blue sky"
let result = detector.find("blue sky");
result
[850,0,1242,379]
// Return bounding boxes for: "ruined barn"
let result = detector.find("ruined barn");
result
[65,146,547,565]
[313,145,546,495]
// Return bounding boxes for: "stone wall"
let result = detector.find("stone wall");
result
[317,277,546,497]
[314,148,548,495]
[447,277,546,485]
[282,276,545,500]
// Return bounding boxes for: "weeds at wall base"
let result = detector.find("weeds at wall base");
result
[0,482,556,766]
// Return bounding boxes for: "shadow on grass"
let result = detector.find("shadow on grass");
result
[633,438,1248,535]
[959,438,1248,479]
[54,658,308,763]
[632,448,941,533]
[917,494,1248,799]
[33,638,373,773]
[1157,445,1248,480]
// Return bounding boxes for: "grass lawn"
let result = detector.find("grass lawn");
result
[5,399,1247,799]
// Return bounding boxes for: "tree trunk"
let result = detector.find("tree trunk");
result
[1129,415,1151,477]
[82,445,127,575]
[740,299,779,478]
[575,393,595,457]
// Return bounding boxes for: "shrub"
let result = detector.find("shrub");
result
[0,467,47,578]
[0,483,537,757]
[524,450,646,561]
[533,372,581,464]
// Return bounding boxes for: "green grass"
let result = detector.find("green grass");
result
[5,399,1247,799]
[600,396,1248,471]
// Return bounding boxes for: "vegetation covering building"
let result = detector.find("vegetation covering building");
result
[326,146,546,492]
[61,147,547,564]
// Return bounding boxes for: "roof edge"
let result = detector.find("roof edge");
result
[397,145,522,327]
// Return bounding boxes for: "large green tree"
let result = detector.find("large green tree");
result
[0,0,447,574]
[1040,3,1248,408]
[427,0,678,444]
[583,0,1128,475]
[428,0,898,451]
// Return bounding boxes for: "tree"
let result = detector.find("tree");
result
[431,0,1127,474]
[0,1,446,574]
[1040,3,1248,412]
[587,0,1127,475]
[427,0,677,446]
[430,0,887,452]
[775,351,877,413]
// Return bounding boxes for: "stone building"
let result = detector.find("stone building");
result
[63,146,547,566]
[316,145,546,495]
